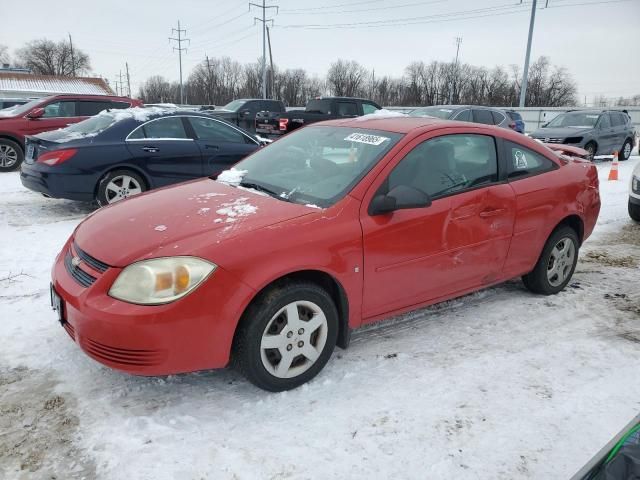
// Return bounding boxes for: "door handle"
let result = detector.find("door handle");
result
[479,208,507,218]
[205,144,219,150]
[142,146,159,153]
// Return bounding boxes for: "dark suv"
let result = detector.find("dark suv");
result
[531,110,636,160]
[0,94,143,171]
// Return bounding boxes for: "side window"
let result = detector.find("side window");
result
[76,101,111,116]
[491,111,505,125]
[386,134,498,199]
[610,113,626,127]
[505,141,556,179]
[337,102,358,116]
[244,101,259,114]
[472,109,494,125]
[110,101,130,110]
[362,103,378,115]
[127,126,145,140]
[189,116,245,143]
[454,109,472,122]
[597,114,610,129]
[143,117,188,139]
[42,101,77,118]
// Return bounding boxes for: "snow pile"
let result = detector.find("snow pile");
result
[255,135,273,144]
[355,108,408,121]
[215,197,257,223]
[216,168,248,187]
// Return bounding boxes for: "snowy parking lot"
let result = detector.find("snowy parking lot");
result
[1,155,639,480]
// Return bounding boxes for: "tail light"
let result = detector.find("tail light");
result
[37,148,78,166]
[279,118,289,131]
[508,122,517,130]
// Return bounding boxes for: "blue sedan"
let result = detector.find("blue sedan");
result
[20,108,263,205]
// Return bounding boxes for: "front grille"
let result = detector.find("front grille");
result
[534,137,563,144]
[65,251,96,287]
[73,242,110,273]
[81,337,167,367]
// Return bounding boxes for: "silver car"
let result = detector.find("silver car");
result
[408,105,515,130]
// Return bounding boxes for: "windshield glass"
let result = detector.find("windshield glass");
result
[547,112,600,128]
[224,126,403,207]
[0,98,47,117]
[408,107,454,119]
[221,100,245,112]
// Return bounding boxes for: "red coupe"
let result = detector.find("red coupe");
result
[50,116,601,391]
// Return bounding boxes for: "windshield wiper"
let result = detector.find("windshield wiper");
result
[238,181,288,201]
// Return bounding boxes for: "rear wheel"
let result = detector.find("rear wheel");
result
[0,139,23,172]
[629,199,640,222]
[620,138,633,161]
[584,142,596,161]
[522,226,579,295]
[96,169,146,207]
[234,282,338,391]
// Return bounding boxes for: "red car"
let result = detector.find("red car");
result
[50,116,600,391]
[0,94,142,171]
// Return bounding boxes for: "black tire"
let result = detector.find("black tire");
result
[620,138,633,161]
[0,138,24,172]
[584,142,597,161]
[522,225,580,295]
[629,199,640,222]
[234,281,339,392]
[96,169,146,207]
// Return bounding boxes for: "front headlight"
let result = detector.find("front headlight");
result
[109,257,216,305]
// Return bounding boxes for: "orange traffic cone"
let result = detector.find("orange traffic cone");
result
[608,151,619,181]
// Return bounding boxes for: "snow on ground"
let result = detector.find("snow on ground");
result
[1,156,639,479]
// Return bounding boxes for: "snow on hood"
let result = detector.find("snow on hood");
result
[217,168,248,187]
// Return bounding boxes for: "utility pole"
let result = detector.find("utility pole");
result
[266,25,274,99]
[170,21,190,104]
[519,0,537,107]
[125,62,131,97]
[448,36,462,104]
[250,1,278,99]
[113,76,120,96]
[68,33,75,77]
[118,70,124,97]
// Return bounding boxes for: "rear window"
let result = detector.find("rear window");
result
[408,107,454,119]
[305,100,330,114]
[506,111,522,121]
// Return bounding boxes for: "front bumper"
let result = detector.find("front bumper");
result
[20,162,95,201]
[52,238,255,375]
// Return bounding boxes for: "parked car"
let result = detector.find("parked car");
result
[210,99,286,133]
[409,105,516,131]
[530,110,636,160]
[506,110,525,133]
[50,116,600,391]
[630,161,640,221]
[20,108,262,206]
[255,97,381,136]
[0,94,143,171]
[0,97,29,109]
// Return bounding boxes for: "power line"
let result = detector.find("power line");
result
[282,0,385,12]
[249,1,278,99]
[169,20,190,104]
[280,0,446,15]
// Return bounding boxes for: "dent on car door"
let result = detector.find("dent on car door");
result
[125,116,203,186]
[359,132,515,321]
[187,116,258,176]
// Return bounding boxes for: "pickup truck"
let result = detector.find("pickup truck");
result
[255,97,381,136]
[209,98,286,133]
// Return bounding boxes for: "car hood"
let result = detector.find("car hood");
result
[531,126,592,138]
[74,179,315,267]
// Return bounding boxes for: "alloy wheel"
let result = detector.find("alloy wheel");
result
[260,300,328,379]
[546,237,575,287]
[0,144,18,168]
[623,141,631,159]
[105,175,143,204]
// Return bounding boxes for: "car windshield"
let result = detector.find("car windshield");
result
[223,126,403,207]
[408,107,454,119]
[547,112,600,128]
[221,100,245,112]
[0,98,46,117]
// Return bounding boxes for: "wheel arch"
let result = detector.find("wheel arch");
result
[94,165,152,197]
[232,269,351,353]
[554,214,584,245]
[0,134,24,151]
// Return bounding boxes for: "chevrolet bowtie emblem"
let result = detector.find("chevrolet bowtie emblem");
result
[71,256,82,268]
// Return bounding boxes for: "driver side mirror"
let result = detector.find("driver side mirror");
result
[27,107,45,119]
[541,122,549,128]
[369,185,432,216]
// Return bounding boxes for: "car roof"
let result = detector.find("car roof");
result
[320,116,469,134]
[38,94,136,102]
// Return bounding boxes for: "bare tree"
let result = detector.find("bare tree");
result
[15,39,90,76]
[327,60,368,97]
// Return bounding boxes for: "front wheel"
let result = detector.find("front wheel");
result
[0,139,23,172]
[522,226,579,295]
[234,282,338,391]
[629,199,640,222]
[96,169,146,207]
[584,142,596,161]
[620,138,633,161]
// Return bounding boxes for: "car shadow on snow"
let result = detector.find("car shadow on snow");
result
[1,189,95,227]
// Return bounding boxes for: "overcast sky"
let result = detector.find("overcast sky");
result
[3,0,639,103]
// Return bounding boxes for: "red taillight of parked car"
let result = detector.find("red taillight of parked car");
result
[279,118,289,131]
[37,148,78,166]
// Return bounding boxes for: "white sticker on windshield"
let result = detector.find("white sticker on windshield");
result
[514,149,528,169]
[344,133,389,146]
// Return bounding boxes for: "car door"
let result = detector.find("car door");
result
[595,113,615,154]
[23,100,84,135]
[609,112,627,152]
[125,116,203,186]
[359,131,515,320]
[186,116,259,177]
